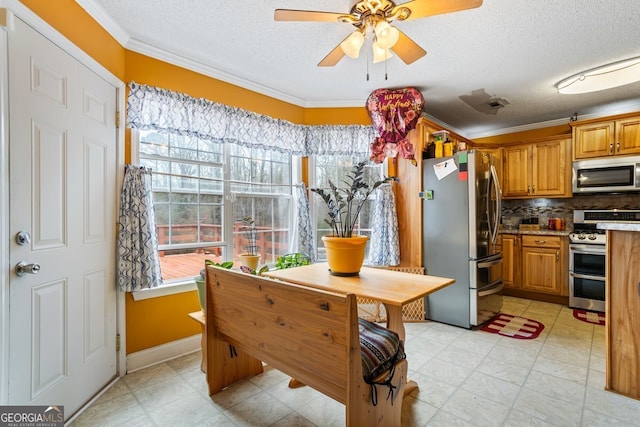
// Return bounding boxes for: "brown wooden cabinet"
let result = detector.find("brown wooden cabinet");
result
[520,235,567,295]
[502,136,571,199]
[605,229,640,400]
[500,233,568,299]
[501,234,520,289]
[573,114,640,159]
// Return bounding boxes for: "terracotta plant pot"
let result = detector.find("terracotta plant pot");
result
[322,235,369,276]
[239,253,261,271]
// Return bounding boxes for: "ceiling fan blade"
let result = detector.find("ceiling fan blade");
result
[395,0,483,21]
[391,30,426,64]
[318,43,346,67]
[274,9,347,22]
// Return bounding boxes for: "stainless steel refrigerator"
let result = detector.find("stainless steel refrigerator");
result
[422,150,503,328]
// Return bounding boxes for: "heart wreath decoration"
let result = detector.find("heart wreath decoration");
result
[366,87,424,166]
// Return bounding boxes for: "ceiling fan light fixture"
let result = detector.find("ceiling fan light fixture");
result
[372,41,393,63]
[556,56,640,94]
[340,30,365,58]
[374,20,399,50]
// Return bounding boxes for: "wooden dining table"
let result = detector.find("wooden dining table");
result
[263,262,455,395]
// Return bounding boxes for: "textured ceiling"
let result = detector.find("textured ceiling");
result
[78,0,640,139]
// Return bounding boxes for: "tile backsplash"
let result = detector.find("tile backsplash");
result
[502,193,640,229]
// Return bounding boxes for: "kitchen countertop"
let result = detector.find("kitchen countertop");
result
[597,223,640,232]
[499,228,572,237]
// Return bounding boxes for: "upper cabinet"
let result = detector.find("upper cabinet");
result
[572,113,640,160]
[502,135,572,199]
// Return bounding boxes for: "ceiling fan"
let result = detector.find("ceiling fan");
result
[274,0,483,67]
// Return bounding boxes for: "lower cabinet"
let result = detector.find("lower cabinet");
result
[501,233,568,298]
[501,234,520,289]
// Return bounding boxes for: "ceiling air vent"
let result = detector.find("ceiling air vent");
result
[459,89,510,115]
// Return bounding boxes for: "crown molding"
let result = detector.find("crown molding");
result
[74,0,129,46]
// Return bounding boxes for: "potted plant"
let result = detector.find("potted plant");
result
[311,161,397,276]
[195,259,233,313]
[238,217,261,270]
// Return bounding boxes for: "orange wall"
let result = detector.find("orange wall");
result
[303,107,370,125]
[125,51,304,124]
[20,0,125,80]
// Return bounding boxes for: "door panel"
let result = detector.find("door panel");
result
[8,17,117,418]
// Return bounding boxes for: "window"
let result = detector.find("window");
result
[309,155,383,262]
[138,130,293,283]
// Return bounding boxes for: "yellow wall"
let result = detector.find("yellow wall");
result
[303,107,370,125]
[124,51,305,124]
[20,0,125,80]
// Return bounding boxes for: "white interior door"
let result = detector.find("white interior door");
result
[7,17,118,418]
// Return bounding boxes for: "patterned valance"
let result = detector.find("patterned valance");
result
[127,82,374,157]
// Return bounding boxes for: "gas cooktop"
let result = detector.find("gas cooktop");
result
[571,209,640,245]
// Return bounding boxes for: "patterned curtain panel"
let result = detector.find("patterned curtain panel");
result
[117,165,163,291]
[127,82,374,156]
[367,184,400,266]
[290,183,316,262]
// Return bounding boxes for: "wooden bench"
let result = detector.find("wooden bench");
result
[205,266,407,427]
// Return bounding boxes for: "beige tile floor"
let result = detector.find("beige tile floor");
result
[69,297,640,426]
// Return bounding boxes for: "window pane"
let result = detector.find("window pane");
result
[311,156,382,262]
[232,196,291,265]
[139,130,293,282]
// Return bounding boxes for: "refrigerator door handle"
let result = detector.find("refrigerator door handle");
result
[488,164,502,245]
[478,280,504,297]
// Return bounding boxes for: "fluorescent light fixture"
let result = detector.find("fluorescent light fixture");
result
[340,31,365,58]
[556,56,640,94]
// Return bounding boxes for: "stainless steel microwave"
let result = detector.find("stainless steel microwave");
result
[573,156,640,193]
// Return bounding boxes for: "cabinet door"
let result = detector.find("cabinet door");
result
[616,117,640,156]
[502,145,530,198]
[573,122,614,159]
[501,235,519,288]
[521,246,562,294]
[531,139,570,197]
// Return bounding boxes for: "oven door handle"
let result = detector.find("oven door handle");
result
[569,272,606,281]
[477,254,503,269]
[569,244,606,255]
[478,280,504,297]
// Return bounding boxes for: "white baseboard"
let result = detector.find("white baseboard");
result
[126,334,201,373]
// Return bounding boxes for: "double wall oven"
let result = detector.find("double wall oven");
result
[569,210,640,313]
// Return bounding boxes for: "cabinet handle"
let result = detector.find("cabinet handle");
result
[527,185,531,194]
[556,251,559,261]
[617,141,620,152]
[532,185,536,193]
[535,240,547,244]
[609,142,614,154]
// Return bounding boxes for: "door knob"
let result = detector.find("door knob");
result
[15,261,40,276]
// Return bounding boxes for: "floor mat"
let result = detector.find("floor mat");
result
[573,309,605,325]
[481,313,545,339]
